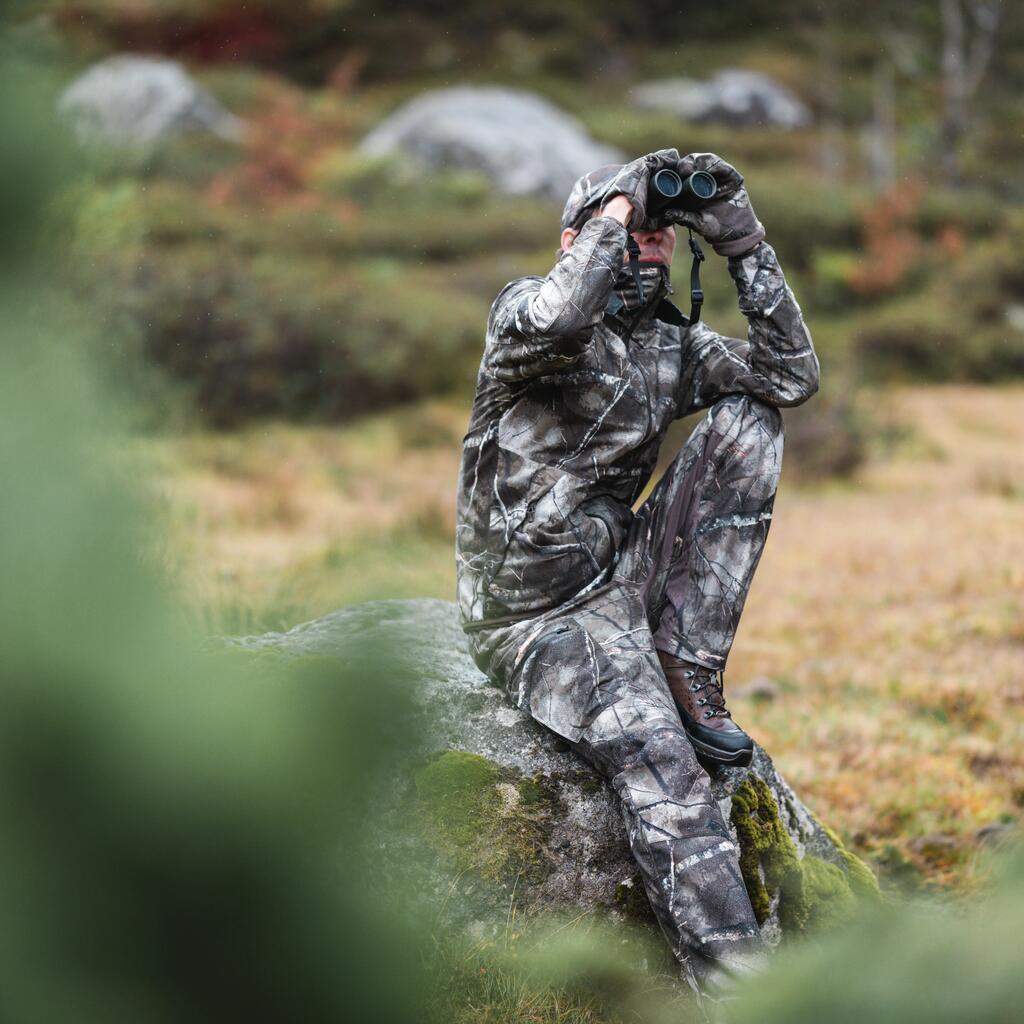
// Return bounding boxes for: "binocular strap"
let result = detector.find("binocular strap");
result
[687,229,705,326]
[625,230,705,326]
[625,236,645,301]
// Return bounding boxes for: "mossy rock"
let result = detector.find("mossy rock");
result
[730,773,878,935]
[238,598,879,943]
[415,750,555,883]
[614,872,658,924]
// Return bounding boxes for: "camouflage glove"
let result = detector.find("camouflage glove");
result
[667,153,765,257]
[588,148,684,232]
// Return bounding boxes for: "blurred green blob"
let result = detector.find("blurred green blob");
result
[0,41,423,1023]
[730,850,1024,1024]
[819,821,884,900]
[0,49,76,275]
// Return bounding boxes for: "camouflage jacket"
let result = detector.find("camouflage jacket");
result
[455,214,818,633]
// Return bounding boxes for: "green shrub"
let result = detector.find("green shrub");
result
[853,304,964,382]
[100,244,486,426]
[753,174,861,270]
[852,231,1024,382]
[917,188,1002,238]
[108,181,554,263]
[314,151,493,211]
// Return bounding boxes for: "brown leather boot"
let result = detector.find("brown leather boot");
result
[657,650,754,768]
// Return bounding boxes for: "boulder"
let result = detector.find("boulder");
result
[59,55,243,145]
[236,598,877,942]
[359,86,623,201]
[631,70,812,130]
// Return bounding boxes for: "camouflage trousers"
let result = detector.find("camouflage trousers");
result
[469,395,784,991]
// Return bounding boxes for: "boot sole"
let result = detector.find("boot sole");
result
[685,731,754,769]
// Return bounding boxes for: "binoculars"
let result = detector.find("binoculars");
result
[647,168,718,218]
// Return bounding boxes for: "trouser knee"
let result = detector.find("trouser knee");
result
[610,725,714,812]
[706,393,783,439]
[703,394,784,486]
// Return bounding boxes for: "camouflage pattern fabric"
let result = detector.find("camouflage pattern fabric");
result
[454,204,817,990]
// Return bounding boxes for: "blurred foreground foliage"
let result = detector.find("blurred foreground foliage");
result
[0,50,427,1023]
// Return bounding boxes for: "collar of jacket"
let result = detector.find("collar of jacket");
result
[604,264,688,329]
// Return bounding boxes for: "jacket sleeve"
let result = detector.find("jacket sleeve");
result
[675,242,819,414]
[483,215,628,383]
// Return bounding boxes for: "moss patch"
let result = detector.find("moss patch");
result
[730,774,866,935]
[614,872,656,923]
[800,855,858,929]
[819,821,883,900]
[415,751,553,882]
[731,774,806,928]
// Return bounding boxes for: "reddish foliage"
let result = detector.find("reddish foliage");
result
[206,91,348,210]
[935,224,965,258]
[328,49,370,95]
[844,178,926,297]
[56,4,288,65]
[172,8,286,64]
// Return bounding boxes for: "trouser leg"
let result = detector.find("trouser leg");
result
[615,395,784,671]
[490,584,763,992]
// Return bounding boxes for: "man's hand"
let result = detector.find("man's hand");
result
[666,153,765,258]
[596,194,634,226]
[597,149,683,231]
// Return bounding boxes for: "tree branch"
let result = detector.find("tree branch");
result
[964,0,1001,96]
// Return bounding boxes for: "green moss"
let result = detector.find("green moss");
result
[730,775,866,935]
[800,856,858,930]
[517,775,547,807]
[415,750,503,852]
[614,872,656,922]
[819,822,883,900]
[731,774,805,927]
[415,750,553,882]
[782,794,806,842]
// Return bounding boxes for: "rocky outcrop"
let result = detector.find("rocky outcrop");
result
[59,55,244,145]
[359,86,622,200]
[631,70,811,130]
[236,599,876,942]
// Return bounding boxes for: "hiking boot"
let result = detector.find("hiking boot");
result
[657,651,754,768]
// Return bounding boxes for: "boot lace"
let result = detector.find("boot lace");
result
[684,668,731,719]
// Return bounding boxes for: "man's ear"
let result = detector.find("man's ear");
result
[559,227,579,254]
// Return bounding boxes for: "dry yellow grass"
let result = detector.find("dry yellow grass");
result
[146,384,1023,888]
[730,385,1024,887]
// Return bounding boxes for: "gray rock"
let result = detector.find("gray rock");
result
[975,824,1016,848]
[59,55,243,145]
[235,598,870,943]
[359,86,623,201]
[631,70,811,130]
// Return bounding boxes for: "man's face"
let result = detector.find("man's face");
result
[631,224,677,267]
[560,221,677,268]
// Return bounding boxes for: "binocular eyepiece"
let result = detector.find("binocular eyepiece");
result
[648,169,718,217]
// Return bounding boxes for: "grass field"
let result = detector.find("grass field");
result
[145,384,1024,891]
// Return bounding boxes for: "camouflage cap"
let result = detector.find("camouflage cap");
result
[560,163,625,232]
